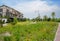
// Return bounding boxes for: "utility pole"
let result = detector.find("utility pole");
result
[36,10,40,18]
[35,10,41,21]
[35,10,40,17]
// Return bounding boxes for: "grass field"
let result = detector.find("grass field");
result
[0,22,58,41]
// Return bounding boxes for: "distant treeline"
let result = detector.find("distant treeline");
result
[19,12,60,22]
[0,12,60,27]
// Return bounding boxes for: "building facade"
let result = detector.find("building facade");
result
[0,5,23,19]
[0,5,23,23]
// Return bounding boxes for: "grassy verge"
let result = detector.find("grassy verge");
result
[0,22,58,41]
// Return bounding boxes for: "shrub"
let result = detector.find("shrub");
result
[7,18,14,23]
[4,36,11,41]
[0,20,3,27]
[11,17,18,25]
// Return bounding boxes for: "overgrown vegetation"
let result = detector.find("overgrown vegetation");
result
[0,11,59,41]
[0,22,58,41]
[31,12,60,22]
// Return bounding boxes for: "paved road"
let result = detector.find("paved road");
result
[54,23,60,41]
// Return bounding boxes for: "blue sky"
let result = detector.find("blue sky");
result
[0,0,60,6]
[0,0,60,18]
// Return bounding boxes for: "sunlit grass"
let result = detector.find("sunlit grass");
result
[0,21,58,41]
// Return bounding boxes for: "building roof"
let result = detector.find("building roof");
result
[0,5,23,15]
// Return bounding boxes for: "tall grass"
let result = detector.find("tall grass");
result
[0,22,58,41]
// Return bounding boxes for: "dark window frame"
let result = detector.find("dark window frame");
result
[0,9,3,12]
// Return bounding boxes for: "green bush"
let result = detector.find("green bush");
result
[4,36,11,41]
[11,17,18,25]
[0,20,3,27]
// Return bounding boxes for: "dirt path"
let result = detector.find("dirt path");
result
[54,23,60,41]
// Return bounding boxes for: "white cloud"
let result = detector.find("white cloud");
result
[13,0,60,19]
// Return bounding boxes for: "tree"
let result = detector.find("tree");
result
[51,12,55,21]
[31,18,35,22]
[35,14,41,22]
[47,17,51,21]
[43,15,48,21]
[56,18,60,22]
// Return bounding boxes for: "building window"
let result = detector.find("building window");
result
[6,9,13,17]
[0,9,3,12]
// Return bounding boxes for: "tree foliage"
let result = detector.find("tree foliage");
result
[11,17,18,25]
[51,12,55,21]
[43,15,48,21]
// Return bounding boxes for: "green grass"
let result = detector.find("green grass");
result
[0,22,58,41]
